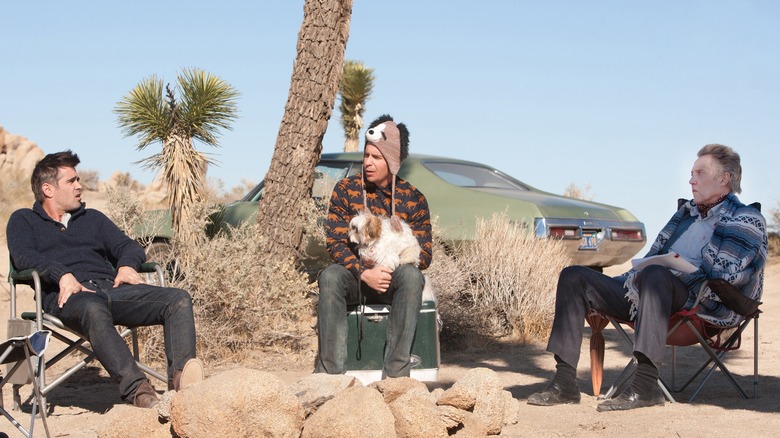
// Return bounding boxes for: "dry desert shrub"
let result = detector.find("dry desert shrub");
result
[170,221,315,362]
[204,177,257,205]
[105,189,316,367]
[423,221,479,348]
[428,213,572,344]
[104,184,153,243]
[769,233,780,258]
[769,203,780,257]
[0,168,34,240]
[78,168,100,191]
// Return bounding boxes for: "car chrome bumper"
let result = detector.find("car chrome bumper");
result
[534,217,647,267]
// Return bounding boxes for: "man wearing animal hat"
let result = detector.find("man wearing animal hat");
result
[315,114,433,378]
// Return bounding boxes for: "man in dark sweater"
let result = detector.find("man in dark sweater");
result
[6,150,203,408]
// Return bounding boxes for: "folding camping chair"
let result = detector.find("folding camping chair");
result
[588,280,762,403]
[0,330,51,438]
[7,261,168,411]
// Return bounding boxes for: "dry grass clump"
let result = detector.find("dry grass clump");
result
[0,168,34,240]
[769,204,780,257]
[104,184,152,243]
[78,169,100,191]
[769,233,780,258]
[428,213,571,346]
[204,177,257,204]
[171,222,315,363]
[105,189,316,367]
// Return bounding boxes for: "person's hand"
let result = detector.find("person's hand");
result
[58,273,94,308]
[362,256,376,269]
[114,266,144,288]
[361,265,393,293]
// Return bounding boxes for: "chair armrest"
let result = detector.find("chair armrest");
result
[707,279,762,316]
[138,262,166,287]
[8,267,45,331]
[139,262,161,274]
[10,268,40,284]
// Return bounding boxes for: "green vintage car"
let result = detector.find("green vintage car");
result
[138,152,646,271]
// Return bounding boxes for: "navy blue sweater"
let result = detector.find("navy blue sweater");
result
[6,201,146,292]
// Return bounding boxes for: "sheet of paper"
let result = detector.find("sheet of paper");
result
[630,252,697,273]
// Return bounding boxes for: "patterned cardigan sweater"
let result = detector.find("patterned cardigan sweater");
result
[325,173,433,280]
[617,193,767,327]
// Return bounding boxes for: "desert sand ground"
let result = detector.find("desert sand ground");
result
[1,191,778,437]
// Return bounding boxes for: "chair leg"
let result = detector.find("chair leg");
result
[601,317,637,400]
[753,314,759,399]
[13,384,22,411]
[685,319,750,402]
[602,358,635,400]
[602,316,675,402]
[24,347,51,438]
[131,328,140,361]
[657,378,675,403]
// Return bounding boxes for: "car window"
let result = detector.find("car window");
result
[241,182,264,202]
[240,161,356,203]
[312,162,352,199]
[423,162,529,190]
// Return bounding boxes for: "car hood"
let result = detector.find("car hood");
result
[470,188,624,221]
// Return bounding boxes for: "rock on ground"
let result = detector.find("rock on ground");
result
[170,367,304,438]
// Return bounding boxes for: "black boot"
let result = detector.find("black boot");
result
[597,353,664,412]
[528,356,581,406]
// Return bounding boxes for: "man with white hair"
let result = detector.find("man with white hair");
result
[528,144,767,411]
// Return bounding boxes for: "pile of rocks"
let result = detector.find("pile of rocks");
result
[0,125,44,177]
[95,367,519,437]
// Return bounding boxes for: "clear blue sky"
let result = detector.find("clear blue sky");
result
[3,1,779,254]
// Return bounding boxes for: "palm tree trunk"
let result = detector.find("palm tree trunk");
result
[256,0,353,263]
[343,135,359,152]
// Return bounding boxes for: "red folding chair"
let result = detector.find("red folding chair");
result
[588,281,762,403]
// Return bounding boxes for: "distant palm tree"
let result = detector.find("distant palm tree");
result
[338,60,374,152]
[115,68,239,242]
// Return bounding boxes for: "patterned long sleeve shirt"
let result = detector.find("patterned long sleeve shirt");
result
[617,193,767,326]
[325,173,433,280]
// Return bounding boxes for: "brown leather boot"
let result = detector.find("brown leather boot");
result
[133,380,160,408]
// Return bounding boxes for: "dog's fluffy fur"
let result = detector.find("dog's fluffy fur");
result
[348,211,421,269]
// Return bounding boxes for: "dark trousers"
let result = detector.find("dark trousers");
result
[546,265,689,370]
[315,263,425,378]
[45,279,197,401]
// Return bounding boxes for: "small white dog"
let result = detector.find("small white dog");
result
[348,211,421,269]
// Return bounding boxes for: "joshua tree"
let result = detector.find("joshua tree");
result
[338,60,375,152]
[256,0,352,264]
[115,68,239,242]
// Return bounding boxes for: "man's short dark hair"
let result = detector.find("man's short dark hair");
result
[31,150,80,202]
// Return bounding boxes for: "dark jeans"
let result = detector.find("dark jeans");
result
[546,265,689,370]
[315,263,424,378]
[44,279,197,401]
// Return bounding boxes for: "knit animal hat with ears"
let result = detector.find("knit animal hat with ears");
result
[363,114,410,230]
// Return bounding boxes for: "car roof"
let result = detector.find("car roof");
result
[320,152,493,167]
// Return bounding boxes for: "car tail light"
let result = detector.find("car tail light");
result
[549,227,579,239]
[612,229,644,241]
